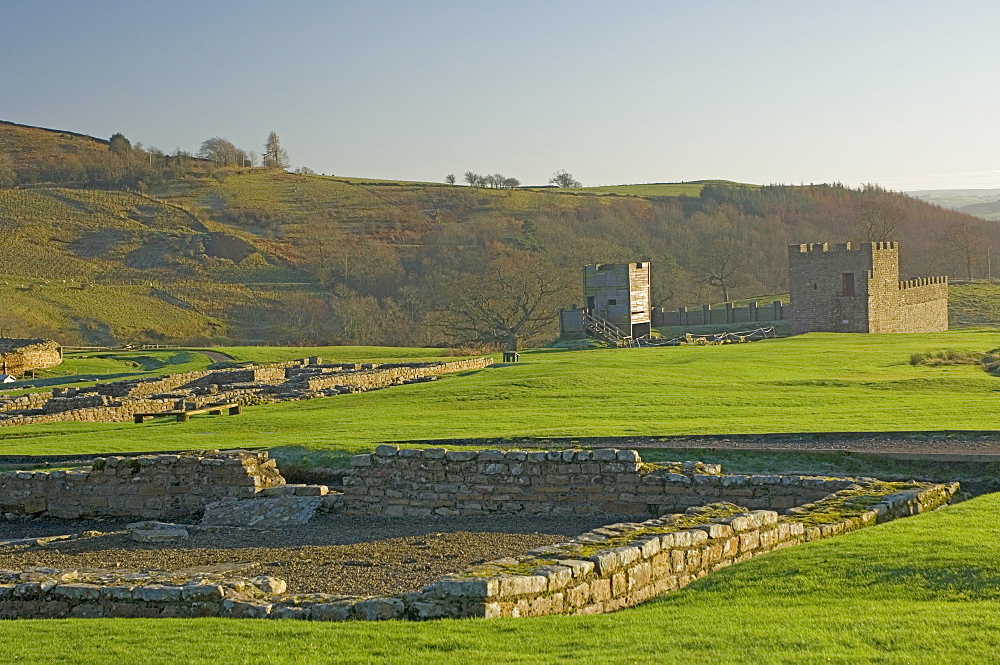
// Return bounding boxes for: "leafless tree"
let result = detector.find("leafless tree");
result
[549,170,581,188]
[445,174,456,185]
[855,200,905,242]
[938,222,981,280]
[435,252,571,352]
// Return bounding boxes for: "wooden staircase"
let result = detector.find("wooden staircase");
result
[582,311,640,347]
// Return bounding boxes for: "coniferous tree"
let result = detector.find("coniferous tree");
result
[263,131,290,169]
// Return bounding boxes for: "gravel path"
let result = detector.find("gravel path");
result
[0,514,617,597]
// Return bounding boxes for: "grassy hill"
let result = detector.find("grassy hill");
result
[4,120,1000,347]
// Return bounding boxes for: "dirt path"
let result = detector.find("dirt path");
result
[197,349,236,362]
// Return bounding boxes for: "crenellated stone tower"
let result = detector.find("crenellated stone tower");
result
[788,242,948,334]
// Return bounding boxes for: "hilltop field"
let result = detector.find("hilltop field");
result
[2,333,1000,662]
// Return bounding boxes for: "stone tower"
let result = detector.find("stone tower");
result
[787,242,948,334]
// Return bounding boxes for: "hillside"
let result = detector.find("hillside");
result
[909,187,1000,222]
[3,120,1000,346]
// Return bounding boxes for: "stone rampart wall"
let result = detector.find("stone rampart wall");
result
[342,446,855,517]
[0,451,284,520]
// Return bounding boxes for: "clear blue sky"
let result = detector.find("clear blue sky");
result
[3,0,998,189]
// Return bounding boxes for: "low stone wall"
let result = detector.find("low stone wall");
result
[421,481,958,619]
[342,446,855,517]
[297,357,493,392]
[0,357,494,426]
[0,451,284,520]
[0,478,957,621]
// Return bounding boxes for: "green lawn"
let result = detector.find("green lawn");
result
[1,489,997,664]
[3,330,1000,456]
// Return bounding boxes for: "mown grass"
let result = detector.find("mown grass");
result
[0,491,997,664]
[3,330,1000,456]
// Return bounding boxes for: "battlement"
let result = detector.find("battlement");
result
[791,241,897,254]
[899,276,948,289]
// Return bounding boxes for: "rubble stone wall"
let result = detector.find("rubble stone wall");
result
[0,338,62,375]
[342,446,856,517]
[0,451,284,520]
[300,357,493,391]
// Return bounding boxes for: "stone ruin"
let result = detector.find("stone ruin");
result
[0,356,493,426]
[0,338,62,377]
[0,446,957,622]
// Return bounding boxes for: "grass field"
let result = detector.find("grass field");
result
[0,488,997,664]
[547,180,758,198]
[3,330,1000,457]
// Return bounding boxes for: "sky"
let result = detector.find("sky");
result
[2,0,999,190]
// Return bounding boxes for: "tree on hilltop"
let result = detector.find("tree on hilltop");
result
[445,174,456,185]
[198,137,248,167]
[109,133,132,155]
[549,170,581,188]
[263,131,290,169]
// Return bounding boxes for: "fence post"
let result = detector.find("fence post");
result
[702,304,711,325]
[773,300,782,320]
[725,302,734,323]
[748,301,757,322]
[678,306,687,326]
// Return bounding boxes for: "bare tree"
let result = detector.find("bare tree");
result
[435,252,571,352]
[701,237,747,302]
[263,131,290,169]
[198,137,243,166]
[549,170,581,188]
[855,200,905,242]
[463,171,479,186]
[938,222,981,280]
[445,174,456,185]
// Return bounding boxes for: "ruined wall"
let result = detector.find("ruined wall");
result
[0,338,62,375]
[297,358,493,392]
[0,451,284,520]
[0,477,957,622]
[0,357,494,427]
[342,446,855,517]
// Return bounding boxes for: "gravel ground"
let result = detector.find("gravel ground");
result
[0,513,618,596]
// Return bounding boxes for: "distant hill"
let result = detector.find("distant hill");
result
[908,188,1000,222]
[3,120,1000,346]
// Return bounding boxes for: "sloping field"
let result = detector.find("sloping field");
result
[2,330,999,456]
[541,179,756,198]
[0,477,997,663]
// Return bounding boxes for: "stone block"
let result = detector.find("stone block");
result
[310,602,354,621]
[374,445,399,457]
[497,575,547,597]
[353,597,405,620]
[349,454,372,467]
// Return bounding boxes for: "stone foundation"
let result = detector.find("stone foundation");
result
[0,447,960,622]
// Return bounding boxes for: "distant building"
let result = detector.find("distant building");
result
[0,375,15,384]
[788,242,948,334]
[560,262,651,343]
